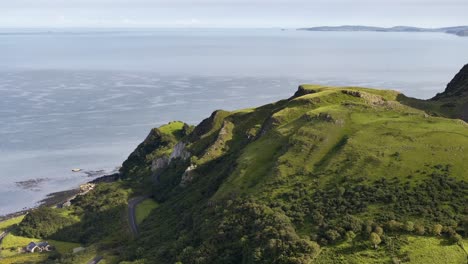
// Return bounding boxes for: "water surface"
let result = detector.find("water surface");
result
[1,29,467,215]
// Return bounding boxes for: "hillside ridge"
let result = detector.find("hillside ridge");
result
[113,65,467,263]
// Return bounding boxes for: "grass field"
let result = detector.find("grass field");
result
[135,199,159,224]
[315,236,468,264]
[158,121,186,138]
[0,215,25,231]
[211,86,468,199]
[0,252,48,264]
[402,237,467,264]
[0,233,80,258]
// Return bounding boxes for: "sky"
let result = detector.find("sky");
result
[1,0,468,28]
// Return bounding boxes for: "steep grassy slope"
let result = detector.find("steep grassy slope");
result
[10,66,467,264]
[118,75,467,263]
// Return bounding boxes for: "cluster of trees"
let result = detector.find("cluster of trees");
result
[133,199,320,264]
[70,182,130,245]
[16,183,130,247]
[270,166,467,246]
[16,207,77,238]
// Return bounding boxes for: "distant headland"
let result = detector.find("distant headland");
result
[298,25,468,36]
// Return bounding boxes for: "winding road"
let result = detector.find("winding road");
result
[128,196,147,236]
[87,196,147,264]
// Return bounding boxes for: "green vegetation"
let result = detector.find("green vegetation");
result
[17,207,78,239]
[2,183,130,263]
[315,236,468,264]
[0,253,48,264]
[0,233,80,260]
[135,199,159,225]
[1,233,39,249]
[10,66,468,263]
[116,83,467,263]
[0,215,25,231]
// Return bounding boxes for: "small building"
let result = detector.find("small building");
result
[26,241,53,253]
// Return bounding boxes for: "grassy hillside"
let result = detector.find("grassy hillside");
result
[10,66,467,264]
[118,80,467,263]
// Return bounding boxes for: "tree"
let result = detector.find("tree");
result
[369,232,382,249]
[387,220,401,232]
[364,220,374,234]
[325,229,341,242]
[414,224,425,235]
[451,233,463,246]
[375,226,384,236]
[345,231,356,243]
[432,224,443,236]
[404,221,414,232]
[343,215,363,233]
[462,216,468,236]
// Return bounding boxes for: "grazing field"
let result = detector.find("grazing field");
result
[315,236,468,264]
[0,253,48,264]
[135,199,159,224]
[0,215,25,231]
[402,237,467,264]
[0,233,80,257]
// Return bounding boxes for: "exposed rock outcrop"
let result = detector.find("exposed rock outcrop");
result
[342,90,385,105]
[151,156,170,172]
[151,142,191,176]
[169,142,191,160]
[188,110,231,141]
[290,85,318,99]
[180,164,198,187]
[433,64,468,100]
[198,120,233,162]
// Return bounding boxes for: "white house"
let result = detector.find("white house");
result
[25,241,53,253]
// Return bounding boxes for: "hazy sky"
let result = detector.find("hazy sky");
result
[1,0,467,28]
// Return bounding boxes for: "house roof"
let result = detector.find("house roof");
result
[26,241,49,250]
[26,242,37,250]
[37,241,49,247]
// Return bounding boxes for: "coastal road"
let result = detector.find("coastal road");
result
[0,229,10,244]
[128,196,147,236]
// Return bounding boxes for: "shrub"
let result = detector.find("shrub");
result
[432,224,443,236]
[369,232,382,249]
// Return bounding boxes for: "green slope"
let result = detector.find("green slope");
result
[117,68,467,263]
[12,66,468,264]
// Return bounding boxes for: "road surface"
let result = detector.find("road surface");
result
[128,196,147,236]
[86,196,147,263]
[0,230,10,244]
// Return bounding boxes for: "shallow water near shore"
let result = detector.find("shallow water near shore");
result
[1,28,468,215]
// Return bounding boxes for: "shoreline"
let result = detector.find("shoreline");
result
[0,173,120,222]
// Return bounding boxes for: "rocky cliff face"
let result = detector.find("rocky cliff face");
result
[433,64,468,100]
[119,121,191,179]
[430,64,468,121]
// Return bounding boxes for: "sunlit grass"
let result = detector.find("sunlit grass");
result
[135,199,159,225]
[0,215,25,231]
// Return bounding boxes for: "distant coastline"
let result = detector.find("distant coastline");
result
[298,25,468,37]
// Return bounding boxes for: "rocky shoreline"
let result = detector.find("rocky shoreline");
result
[0,173,120,222]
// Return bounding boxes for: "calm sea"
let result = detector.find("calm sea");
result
[1,28,467,215]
